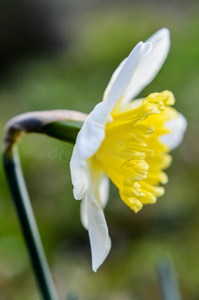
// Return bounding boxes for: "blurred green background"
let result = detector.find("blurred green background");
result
[0,1,199,299]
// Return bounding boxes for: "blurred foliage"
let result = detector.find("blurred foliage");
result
[0,1,199,300]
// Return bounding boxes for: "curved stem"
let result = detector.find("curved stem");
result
[2,110,85,299]
[3,145,59,300]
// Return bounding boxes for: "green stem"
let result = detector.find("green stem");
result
[2,112,84,299]
[3,146,59,300]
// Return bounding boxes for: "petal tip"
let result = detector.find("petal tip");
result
[92,237,111,273]
[136,41,153,54]
[147,28,170,48]
[160,27,170,35]
[91,237,112,272]
[155,28,170,39]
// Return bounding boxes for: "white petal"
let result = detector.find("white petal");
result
[70,101,109,200]
[71,42,152,175]
[104,42,152,111]
[99,175,110,208]
[103,58,127,101]
[71,102,108,162]
[160,112,187,151]
[71,41,153,201]
[76,166,111,271]
[122,28,170,104]
[80,172,110,230]
[80,197,88,229]
[86,193,111,272]
[71,165,90,200]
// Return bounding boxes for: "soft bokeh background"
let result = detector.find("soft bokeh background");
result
[0,0,199,299]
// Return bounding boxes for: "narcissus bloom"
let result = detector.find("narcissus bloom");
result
[70,28,187,272]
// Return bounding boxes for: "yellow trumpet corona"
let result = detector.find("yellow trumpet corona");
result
[94,91,176,212]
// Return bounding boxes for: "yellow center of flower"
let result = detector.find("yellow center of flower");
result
[92,90,177,212]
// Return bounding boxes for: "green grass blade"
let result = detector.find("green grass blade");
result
[157,258,182,300]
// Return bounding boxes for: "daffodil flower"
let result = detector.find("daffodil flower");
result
[70,28,187,272]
